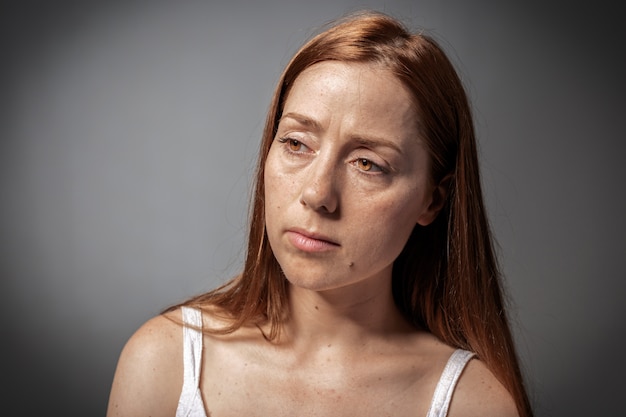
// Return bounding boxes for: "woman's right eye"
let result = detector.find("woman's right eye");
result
[288,139,302,151]
[278,137,310,153]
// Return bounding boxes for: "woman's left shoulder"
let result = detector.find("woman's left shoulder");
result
[448,355,519,417]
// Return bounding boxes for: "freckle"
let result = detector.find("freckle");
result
[315,305,319,310]
[327,344,331,348]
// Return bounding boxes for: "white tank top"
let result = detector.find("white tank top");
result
[176,307,475,417]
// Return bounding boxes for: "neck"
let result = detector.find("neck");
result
[280,276,414,351]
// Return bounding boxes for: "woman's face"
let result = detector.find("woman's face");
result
[264,61,442,292]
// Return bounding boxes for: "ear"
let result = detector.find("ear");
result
[416,174,452,226]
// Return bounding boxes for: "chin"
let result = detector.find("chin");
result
[283,270,351,293]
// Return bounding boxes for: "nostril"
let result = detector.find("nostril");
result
[299,177,338,214]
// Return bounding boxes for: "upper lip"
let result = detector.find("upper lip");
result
[287,227,340,246]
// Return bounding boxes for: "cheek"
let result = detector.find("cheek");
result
[264,147,306,204]
[264,149,282,200]
[378,202,417,243]
[345,191,420,254]
[265,164,288,209]
[371,190,426,244]
[264,154,298,227]
[362,185,425,226]
[264,172,280,221]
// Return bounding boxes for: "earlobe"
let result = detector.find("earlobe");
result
[416,174,452,226]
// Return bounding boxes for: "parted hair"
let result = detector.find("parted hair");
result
[167,10,533,417]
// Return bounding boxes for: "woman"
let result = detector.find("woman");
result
[107,11,533,417]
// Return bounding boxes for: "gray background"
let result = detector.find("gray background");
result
[1,0,624,415]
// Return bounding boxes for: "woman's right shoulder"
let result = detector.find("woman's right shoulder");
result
[106,309,186,417]
[123,308,188,363]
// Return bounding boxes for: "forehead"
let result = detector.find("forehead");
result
[281,61,421,142]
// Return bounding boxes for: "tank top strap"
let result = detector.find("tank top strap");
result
[425,349,475,417]
[181,307,203,383]
[176,306,208,417]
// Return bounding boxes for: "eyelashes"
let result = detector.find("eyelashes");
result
[352,158,382,172]
[276,136,386,174]
[278,137,311,154]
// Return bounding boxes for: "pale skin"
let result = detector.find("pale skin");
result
[107,61,518,417]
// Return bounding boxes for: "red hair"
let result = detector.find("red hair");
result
[169,10,533,417]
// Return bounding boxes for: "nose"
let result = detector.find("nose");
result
[299,158,339,214]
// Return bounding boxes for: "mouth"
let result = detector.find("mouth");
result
[286,228,340,252]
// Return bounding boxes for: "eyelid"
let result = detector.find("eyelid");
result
[276,134,390,174]
[277,136,314,154]
[350,157,386,174]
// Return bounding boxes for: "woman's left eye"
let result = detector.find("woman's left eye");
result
[353,158,383,173]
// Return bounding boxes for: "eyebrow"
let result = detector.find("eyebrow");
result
[280,112,403,155]
[279,112,323,132]
[351,135,403,155]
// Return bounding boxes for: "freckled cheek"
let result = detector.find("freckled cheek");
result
[265,158,304,198]
[360,203,419,258]
[264,181,281,215]
[356,193,423,234]
[264,170,301,219]
[344,213,410,267]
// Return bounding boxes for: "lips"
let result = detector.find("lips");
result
[286,228,340,252]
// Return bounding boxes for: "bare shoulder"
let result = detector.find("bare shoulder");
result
[448,356,519,417]
[106,309,184,417]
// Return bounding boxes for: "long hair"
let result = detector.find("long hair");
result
[168,10,532,417]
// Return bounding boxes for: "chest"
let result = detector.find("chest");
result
[198,347,440,417]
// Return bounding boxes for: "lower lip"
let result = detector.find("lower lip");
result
[286,231,339,253]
